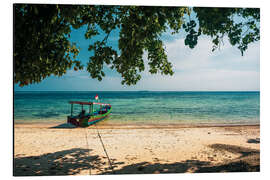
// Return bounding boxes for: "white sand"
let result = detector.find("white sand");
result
[14,123,260,175]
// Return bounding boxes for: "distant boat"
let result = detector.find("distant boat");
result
[67,101,112,127]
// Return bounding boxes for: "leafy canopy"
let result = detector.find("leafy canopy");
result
[14,4,260,86]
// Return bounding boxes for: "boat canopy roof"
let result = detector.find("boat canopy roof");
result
[69,101,111,106]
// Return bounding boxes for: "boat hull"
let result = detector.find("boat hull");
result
[67,105,112,127]
[81,114,109,127]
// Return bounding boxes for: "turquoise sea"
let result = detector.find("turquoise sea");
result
[14,91,260,125]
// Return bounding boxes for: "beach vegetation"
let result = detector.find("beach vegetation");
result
[14,5,260,86]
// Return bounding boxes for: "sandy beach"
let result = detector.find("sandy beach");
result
[14,123,260,176]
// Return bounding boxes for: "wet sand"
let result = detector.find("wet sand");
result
[14,123,260,176]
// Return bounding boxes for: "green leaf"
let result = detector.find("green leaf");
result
[14,5,260,86]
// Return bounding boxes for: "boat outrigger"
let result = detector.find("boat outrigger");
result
[67,101,112,127]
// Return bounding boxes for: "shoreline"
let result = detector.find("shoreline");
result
[14,121,260,129]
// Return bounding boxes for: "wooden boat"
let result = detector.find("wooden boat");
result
[67,101,112,127]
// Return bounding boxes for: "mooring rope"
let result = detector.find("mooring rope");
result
[94,124,114,174]
[84,128,92,175]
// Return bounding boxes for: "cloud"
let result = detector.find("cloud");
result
[15,35,260,91]
[165,37,214,71]
[137,69,259,91]
[138,36,260,91]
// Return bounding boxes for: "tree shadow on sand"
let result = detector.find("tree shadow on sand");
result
[247,138,260,144]
[14,144,259,176]
[195,144,260,173]
[102,143,260,174]
[14,148,123,176]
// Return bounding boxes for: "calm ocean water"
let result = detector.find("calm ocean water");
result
[14,91,260,125]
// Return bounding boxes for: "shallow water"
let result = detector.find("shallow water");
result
[14,91,260,125]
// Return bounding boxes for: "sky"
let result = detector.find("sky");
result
[14,10,260,91]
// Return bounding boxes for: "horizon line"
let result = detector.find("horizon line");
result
[14,90,260,92]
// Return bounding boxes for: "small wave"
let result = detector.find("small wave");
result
[32,112,61,118]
